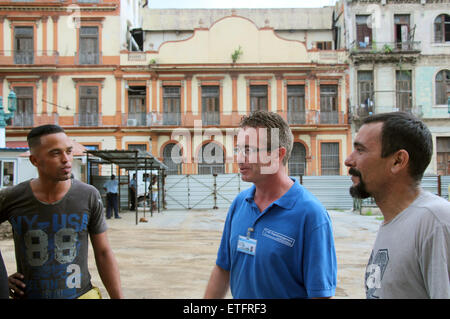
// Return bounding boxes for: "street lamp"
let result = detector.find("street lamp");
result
[0,90,17,148]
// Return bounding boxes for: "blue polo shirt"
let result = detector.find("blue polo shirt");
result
[216,178,337,299]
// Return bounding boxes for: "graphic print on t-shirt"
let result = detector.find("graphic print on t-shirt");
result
[365,249,389,299]
[11,212,89,298]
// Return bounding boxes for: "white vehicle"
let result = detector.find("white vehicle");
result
[130,169,159,199]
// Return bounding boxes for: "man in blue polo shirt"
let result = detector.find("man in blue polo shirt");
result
[204,111,337,299]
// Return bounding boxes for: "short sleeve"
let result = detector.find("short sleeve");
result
[303,212,337,298]
[88,188,108,234]
[215,199,237,271]
[420,224,450,299]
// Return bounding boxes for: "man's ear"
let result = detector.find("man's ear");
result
[390,149,409,175]
[29,153,38,167]
[277,147,287,164]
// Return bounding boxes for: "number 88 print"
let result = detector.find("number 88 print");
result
[24,228,78,266]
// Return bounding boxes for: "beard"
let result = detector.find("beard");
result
[349,167,371,199]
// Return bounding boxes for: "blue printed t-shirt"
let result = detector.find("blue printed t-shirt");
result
[0,179,107,299]
[216,178,337,299]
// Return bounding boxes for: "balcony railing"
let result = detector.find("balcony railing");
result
[74,113,101,127]
[351,104,423,122]
[10,113,59,128]
[76,51,102,65]
[0,50,59,65]
[7,111,346,129]
[350,41,421,54]
[123,111,346,127]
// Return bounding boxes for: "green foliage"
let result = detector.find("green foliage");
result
[231,46,243,63]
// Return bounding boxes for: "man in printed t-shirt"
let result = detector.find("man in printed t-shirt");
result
[0,124,123,299]
[345,112,450,298]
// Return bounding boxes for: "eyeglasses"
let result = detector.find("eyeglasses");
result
[234,146,268,156]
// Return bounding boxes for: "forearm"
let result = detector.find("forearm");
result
[94,249,123,299]
[204,265,230,299]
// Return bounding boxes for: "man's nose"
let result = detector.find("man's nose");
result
[236,151,246,163]
[61,152,71,163]
[344,153,354,167]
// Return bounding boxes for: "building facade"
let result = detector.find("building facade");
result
[2,2,352,178]
[338,0,450,175]
[122,8,351,176]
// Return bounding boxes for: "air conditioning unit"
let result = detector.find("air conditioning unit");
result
[127,119,138,126]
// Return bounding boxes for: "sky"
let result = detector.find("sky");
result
[147,0,338,9]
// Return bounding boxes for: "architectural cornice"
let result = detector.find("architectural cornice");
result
[0,4,117,12]
[348,0,450,4]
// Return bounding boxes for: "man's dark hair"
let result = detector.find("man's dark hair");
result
[27,124,65,150]
[239,110,293,165]
[362,112,432,182]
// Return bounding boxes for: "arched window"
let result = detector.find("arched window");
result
[435,70,450,105]
[288,142,306,176]
[197,142,225,175]
[434,14,450,43]
[163,143,182,175]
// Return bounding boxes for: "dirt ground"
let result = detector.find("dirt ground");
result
[0,208,380,299]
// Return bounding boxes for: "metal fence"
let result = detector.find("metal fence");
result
[87,174,449,212]
[163,174,450,211]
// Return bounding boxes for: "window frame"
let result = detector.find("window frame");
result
[79,26,100,64]
[319,85,339,124]
[288,142,307,176]
[13,86,34,127]
[0,160,16,188]
[201,85,220,126]
[435,69,450,105]
[355,15,372,49]
[78,85,99,126]
[434,14,450,43]
[249,85,268,112]
[395,70,412,112]
[320,141,340,176]
[162,86,181,125]
[287,85,306,124]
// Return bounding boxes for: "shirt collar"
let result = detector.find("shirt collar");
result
[244,177,300,210]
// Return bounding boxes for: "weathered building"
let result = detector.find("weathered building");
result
[337,0,450,175]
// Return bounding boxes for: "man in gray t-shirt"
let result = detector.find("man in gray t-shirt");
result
[1,124,123,299]
[345,112,450,299]
[366,190,450,298]
[0,179,107,298]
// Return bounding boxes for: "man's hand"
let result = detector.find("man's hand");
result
[8,272,25,299]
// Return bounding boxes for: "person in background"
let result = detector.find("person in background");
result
[151,175,158,211]
[103,174,120,219]
[344,112,450,299]
[2,124,123,299]
[129,174,137,211]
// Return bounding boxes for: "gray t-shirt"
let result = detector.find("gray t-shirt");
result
[365,189,450,299]
[0,179,107,299]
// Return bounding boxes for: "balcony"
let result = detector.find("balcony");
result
[122,110,346,128]
[74,113,101,127]
[0,50,59,66]
[349,41,421,64]
[10,113,59,128]
[351,104,423,127]
[76,51,102,65]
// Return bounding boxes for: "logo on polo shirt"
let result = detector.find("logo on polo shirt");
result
[262,228,295,247]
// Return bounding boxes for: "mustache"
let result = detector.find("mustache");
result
[349,167,362,178]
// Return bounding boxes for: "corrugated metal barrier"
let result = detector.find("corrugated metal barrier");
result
[163,174,450,211]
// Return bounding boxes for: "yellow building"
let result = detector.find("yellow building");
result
[3,3,351,177]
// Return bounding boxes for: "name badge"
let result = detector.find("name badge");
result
[237,235,257,256]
